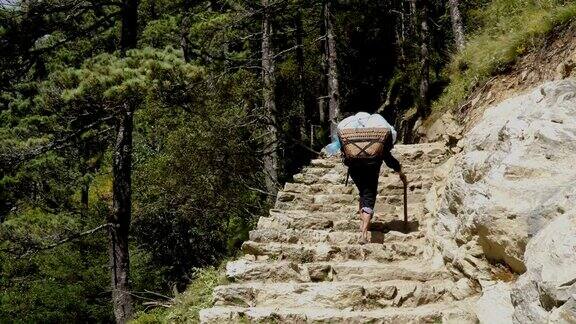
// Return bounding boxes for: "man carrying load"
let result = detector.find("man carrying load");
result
[326,112,408,244]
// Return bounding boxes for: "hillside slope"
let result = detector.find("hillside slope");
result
[424,22,576,143]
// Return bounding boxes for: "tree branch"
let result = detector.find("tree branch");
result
[18,223,113,258]
[2,116,114,170]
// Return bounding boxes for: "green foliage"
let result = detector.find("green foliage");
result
[131,64,261,284]
[0,209,113,323]
[140,17,180,49]
[131,266,227,324]
[44,47,205,109]
[434,0,576,111]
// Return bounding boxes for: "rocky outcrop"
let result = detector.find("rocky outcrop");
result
[420,111,463,145]
[512,211,576,323]
[555,53,576,80]
[427,79,576,322]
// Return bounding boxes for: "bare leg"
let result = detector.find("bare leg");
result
[359,211,371,244]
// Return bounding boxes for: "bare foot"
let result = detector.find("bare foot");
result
[359,211,371,244]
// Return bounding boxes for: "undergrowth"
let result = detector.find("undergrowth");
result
[131,265,227,324]
[433,0,576,113]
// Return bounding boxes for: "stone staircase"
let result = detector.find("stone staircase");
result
[200,142,480,323]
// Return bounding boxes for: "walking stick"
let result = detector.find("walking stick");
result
[403,180,408,233]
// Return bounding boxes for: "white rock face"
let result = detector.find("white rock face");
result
[427,79,576,323]
[474,281,514,324]
[422,111,463,143]
[512,211,576,323]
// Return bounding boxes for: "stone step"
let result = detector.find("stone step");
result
[226,259,456,283]
[272,202,425,215]
[200,300,477,323]
[331,218,421,233]
[275,192,426,211]
[277,184,429,204]
[212,279,475,310]
[284,183,356,195]
[308,155,445,166]
[308,143,450,165]
[241,241,423,263]
[283,176,433,196]
[258,209,424,231]
[249,228,423,245]
[298,164,439,179]
[292,170,437,187]
[309,157,446,170]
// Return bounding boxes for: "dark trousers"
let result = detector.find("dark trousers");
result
[349,162,382,214]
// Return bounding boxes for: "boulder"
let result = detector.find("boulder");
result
[511,211,576,323]
[426,79,576,322]
[424,111,463,143]
[474,281,514,324]
[430,79,576,273]
[549,297,576,323]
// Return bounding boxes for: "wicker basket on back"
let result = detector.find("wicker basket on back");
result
[338,127,391,164]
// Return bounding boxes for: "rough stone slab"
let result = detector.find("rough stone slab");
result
[474,281,514,324]
[257,208,424,232]
[241,241,422,263]
[200,299,477,323]
[225,259,455,284]
[212,280,465,309]
[249,228,424,245]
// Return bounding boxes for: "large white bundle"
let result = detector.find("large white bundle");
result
[337,112,397,143]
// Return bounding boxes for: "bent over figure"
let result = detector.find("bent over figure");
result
[334,112,407,244]
[347,134,406,244]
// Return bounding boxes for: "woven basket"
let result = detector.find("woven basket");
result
[338,127,390,160]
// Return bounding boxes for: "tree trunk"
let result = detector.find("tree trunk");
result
[417,0,430,118]
[181,0,193,62]
[81,151,90,208]
[120,0,138,54]
[394,4,406,65]
[150,0,157,20]
[448,0,465,51]
[409,0,417,37]
[293,9,307,141]
[110,1,138,322]
[109,106,134,324]
[261,0,278,198]
[324,0,340,138]
[81,182,89,208]
[318,5,328,125]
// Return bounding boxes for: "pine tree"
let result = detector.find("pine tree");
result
[323,0,340,138]
[417,0,430,117]
[261,0,279,197]
[449,0,466,50]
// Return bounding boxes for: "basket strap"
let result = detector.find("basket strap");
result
[347,139,382,157]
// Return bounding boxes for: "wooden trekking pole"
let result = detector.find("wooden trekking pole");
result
[403,179,408,232]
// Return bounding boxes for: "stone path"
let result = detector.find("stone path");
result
[200,142,479,323]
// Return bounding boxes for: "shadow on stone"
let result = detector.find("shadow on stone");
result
[368,219,420,234]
